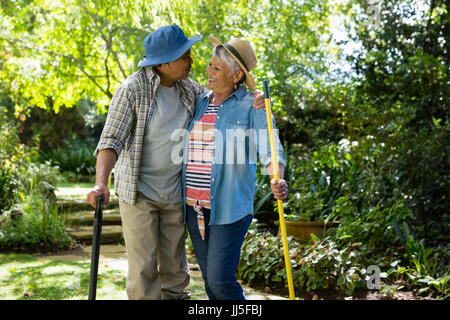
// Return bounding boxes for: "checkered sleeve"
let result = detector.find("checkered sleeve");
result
[94,83,136,158]
[192,79,207,96]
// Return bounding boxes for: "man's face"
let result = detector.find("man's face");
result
[165,49,193,80]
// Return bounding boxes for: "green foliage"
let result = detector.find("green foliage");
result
[399,239,450,298]
[0,167,17,213]
[0,104,32,213]
[295,237,365,295]
[283,143,357,222]
[0,0,161,112]
[1,0,448,298]
[282,138,415,227]
[343,0,450,244]
[1,0,335,114]
[40,139,97,177]
[0,189,72,253]
[16,161,62,195]
[18,101,94,152]
[238,231,367,296]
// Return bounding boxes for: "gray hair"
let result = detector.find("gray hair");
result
[212,45,242,75]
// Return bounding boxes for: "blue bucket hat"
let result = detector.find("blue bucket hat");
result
[138,25,202,67]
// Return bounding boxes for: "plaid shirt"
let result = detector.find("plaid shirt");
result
[95,67,206,205]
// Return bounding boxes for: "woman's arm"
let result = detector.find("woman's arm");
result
[248,103,288,200]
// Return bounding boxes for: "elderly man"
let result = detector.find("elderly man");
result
[87,25,264,300]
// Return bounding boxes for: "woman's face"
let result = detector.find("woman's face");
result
[207,56,237,94]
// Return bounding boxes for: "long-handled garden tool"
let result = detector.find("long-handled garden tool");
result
[263,80,295,300]
[88,194,104,300]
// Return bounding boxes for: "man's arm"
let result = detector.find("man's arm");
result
[190,77,264,109]
[88,82,135,208]
[87,149,117,208]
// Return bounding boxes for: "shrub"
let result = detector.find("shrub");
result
[0,189,72,252]
[16,160,62,195]
[0,105,32,213]
[0,167,17,213]
[391,239,450,299]
[282,140,376,222]
[238,231,367,296]
[40,138,96,178]
[295,236,365,295]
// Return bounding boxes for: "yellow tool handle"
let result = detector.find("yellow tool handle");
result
[264,92,295,300]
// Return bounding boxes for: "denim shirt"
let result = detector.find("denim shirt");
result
[182,86,286,225]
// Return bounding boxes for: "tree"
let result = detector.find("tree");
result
[342,0,450,243]
[1,0,336,118]
[1,0,185,112]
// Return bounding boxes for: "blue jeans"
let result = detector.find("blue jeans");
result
[186,205,252,300]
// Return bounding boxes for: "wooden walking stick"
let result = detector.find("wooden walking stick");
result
[263,80,295,300]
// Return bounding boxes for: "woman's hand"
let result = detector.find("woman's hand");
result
[252,90,265,110]
[270,178,288,200]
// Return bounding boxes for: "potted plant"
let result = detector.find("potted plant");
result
[273,146,346,242]
[275,191,341,242]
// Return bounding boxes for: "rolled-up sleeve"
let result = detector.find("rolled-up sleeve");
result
[94,83,136,158]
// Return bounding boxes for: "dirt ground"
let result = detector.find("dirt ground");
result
[245,280,436,300]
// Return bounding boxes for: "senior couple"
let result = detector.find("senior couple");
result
[87,24,288,300]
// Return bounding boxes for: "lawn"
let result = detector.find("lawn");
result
[0,253,126,300]
[1,183,125,300]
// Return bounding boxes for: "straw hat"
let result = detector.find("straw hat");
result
[209,35,257,89]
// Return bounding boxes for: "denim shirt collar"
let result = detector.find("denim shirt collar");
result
[202,86,248,103]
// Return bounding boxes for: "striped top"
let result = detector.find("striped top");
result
[185,104,219,209]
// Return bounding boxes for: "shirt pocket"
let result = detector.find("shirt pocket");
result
[226,117,249,129]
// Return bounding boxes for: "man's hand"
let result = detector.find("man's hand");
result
[253,90,265,110]
[87,148,117,209]
[270,179,288,200]
[87,184,110,209]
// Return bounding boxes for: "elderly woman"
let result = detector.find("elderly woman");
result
[182,35,288,300]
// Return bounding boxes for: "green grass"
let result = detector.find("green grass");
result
[0,252,211,300]
[0,253,126,300]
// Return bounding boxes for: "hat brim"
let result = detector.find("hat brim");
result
[138,35,202,67]
[209,35,256,90]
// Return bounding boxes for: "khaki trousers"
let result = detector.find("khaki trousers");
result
[119,192,190,300]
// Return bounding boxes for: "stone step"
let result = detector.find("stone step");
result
[57,197,119,213]
[66,209,122,226]
[66,225,123,244]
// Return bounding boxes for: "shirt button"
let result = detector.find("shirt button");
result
[237,120,240,124]
[217,116,220,119]
[212,178,215,182]
[211,196,214,199]
[220,104,224,107]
